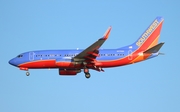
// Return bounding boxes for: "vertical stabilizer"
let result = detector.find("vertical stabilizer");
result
[133,17,164,51]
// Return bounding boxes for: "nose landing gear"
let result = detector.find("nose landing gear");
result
[19,67,30,76]
[26,71,30,76]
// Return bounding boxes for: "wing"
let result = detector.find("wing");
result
[74,27,112,61]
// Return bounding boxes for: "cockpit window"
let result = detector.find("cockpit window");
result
[17,55,23,58]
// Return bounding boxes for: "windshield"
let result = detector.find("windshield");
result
[17,54,23,58]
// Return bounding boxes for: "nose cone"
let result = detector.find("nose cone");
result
[9,58,17,66]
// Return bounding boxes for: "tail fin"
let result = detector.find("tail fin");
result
[131,17,164,51]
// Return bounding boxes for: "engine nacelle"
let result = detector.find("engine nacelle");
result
[59,69,81,75]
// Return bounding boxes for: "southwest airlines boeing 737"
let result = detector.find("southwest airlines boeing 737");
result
[9,17,164,78]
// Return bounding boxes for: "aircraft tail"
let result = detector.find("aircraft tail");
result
[123,17,164,51]
[142,42,165,60]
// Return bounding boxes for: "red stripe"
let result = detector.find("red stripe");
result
[19,60,56,69]
[139,21,163,51]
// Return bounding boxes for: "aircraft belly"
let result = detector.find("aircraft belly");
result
[19,60,57,68]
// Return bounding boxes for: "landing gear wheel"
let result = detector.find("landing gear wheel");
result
[26,72,30,76]
[85,73,91,79]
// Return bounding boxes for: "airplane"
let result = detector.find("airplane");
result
[9,16,164,79]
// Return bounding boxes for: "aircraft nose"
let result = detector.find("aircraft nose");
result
[9,58,17,66]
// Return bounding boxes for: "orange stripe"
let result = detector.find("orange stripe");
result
[130,35,160,63]
[147,35,160,49]
[139,21,163,51]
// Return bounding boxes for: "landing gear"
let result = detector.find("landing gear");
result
[84,68,90,79]
[85,73,91,79]
[26,71,30,76]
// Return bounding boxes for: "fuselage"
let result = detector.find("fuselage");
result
[9,48,158,70]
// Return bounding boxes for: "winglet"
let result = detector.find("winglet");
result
[100,26,112,40]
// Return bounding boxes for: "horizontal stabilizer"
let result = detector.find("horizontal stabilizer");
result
[144,42,164,54]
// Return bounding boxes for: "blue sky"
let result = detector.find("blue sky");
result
[1,0,180,112]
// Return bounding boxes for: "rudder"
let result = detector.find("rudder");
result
[132,17,164,51]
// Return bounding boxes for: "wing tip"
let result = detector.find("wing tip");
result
[102,26,112,40]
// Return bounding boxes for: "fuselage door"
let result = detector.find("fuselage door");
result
[128,50,132,60]
[29,52,34,61]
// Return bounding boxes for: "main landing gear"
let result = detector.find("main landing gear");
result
[83,62,91,79]
[26,71,30,76]
[85,73,90,79]
[84,68,90,79]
